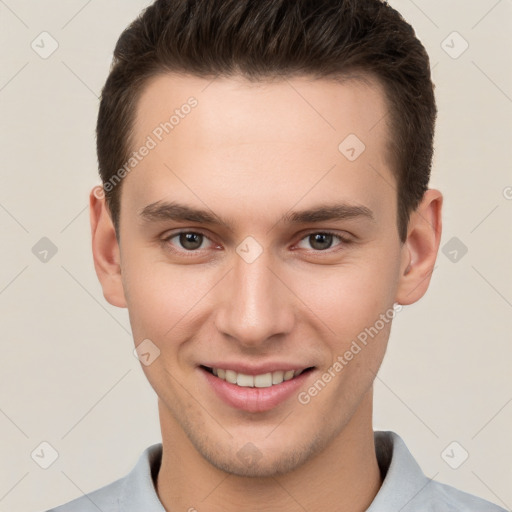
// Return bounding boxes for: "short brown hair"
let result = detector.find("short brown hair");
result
[97,0,436,242]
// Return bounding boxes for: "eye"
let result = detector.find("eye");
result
[161,230,351,256]
[296,232,348,251]
[164,231,214,251]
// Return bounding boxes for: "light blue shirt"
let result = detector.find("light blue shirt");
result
[44,431,507,511]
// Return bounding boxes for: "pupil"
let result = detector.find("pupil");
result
[310,233,332,250]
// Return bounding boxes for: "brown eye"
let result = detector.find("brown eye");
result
[178,232,204,250]
[164,231,212,252]
[308,233,334,251]
[296,231,350,252]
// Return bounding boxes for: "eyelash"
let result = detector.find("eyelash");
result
[161,230,352,257]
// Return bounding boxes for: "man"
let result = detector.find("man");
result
[45,0,506,510]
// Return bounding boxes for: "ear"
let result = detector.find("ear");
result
[395,189,443,305]
[90,186,127,308]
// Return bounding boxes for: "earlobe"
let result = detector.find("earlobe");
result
[395,189,443,305]
[90,186,127,308]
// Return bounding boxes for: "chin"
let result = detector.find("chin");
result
[203,448,308,478]
[191,430,328,478]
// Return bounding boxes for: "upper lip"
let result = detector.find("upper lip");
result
[200,362,314,375]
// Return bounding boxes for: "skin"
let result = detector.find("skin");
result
[90,73,442,512]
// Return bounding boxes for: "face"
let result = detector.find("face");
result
[93,73,431,477]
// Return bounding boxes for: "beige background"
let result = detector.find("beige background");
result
[0,1,511,511]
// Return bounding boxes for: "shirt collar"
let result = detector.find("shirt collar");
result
[118,441,166,512]
[367,431,432,511]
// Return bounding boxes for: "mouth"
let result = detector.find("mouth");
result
[201,364,314,392]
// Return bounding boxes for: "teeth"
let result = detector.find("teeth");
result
[209,367,306,388]
[236,373,254,387]
[225,369,237,384]
[284,370,295,381]
[254,373,272,388]
[226,370,236,384]
[272,370,284,384]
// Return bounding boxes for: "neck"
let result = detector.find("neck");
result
[156,391,382,512]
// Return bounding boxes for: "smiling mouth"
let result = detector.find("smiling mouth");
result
[201,366,315,388]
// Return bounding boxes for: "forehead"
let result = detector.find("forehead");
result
[133,72,390,150]
[123,72,395,228]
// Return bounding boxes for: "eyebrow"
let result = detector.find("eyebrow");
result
[138,200,374,227]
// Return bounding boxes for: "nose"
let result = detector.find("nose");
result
[214,248,295,349]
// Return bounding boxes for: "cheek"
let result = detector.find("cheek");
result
[121,236,402,348]
[291,255,401,344]
[121,257,214,343]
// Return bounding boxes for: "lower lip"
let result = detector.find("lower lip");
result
[201,367,313,413]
